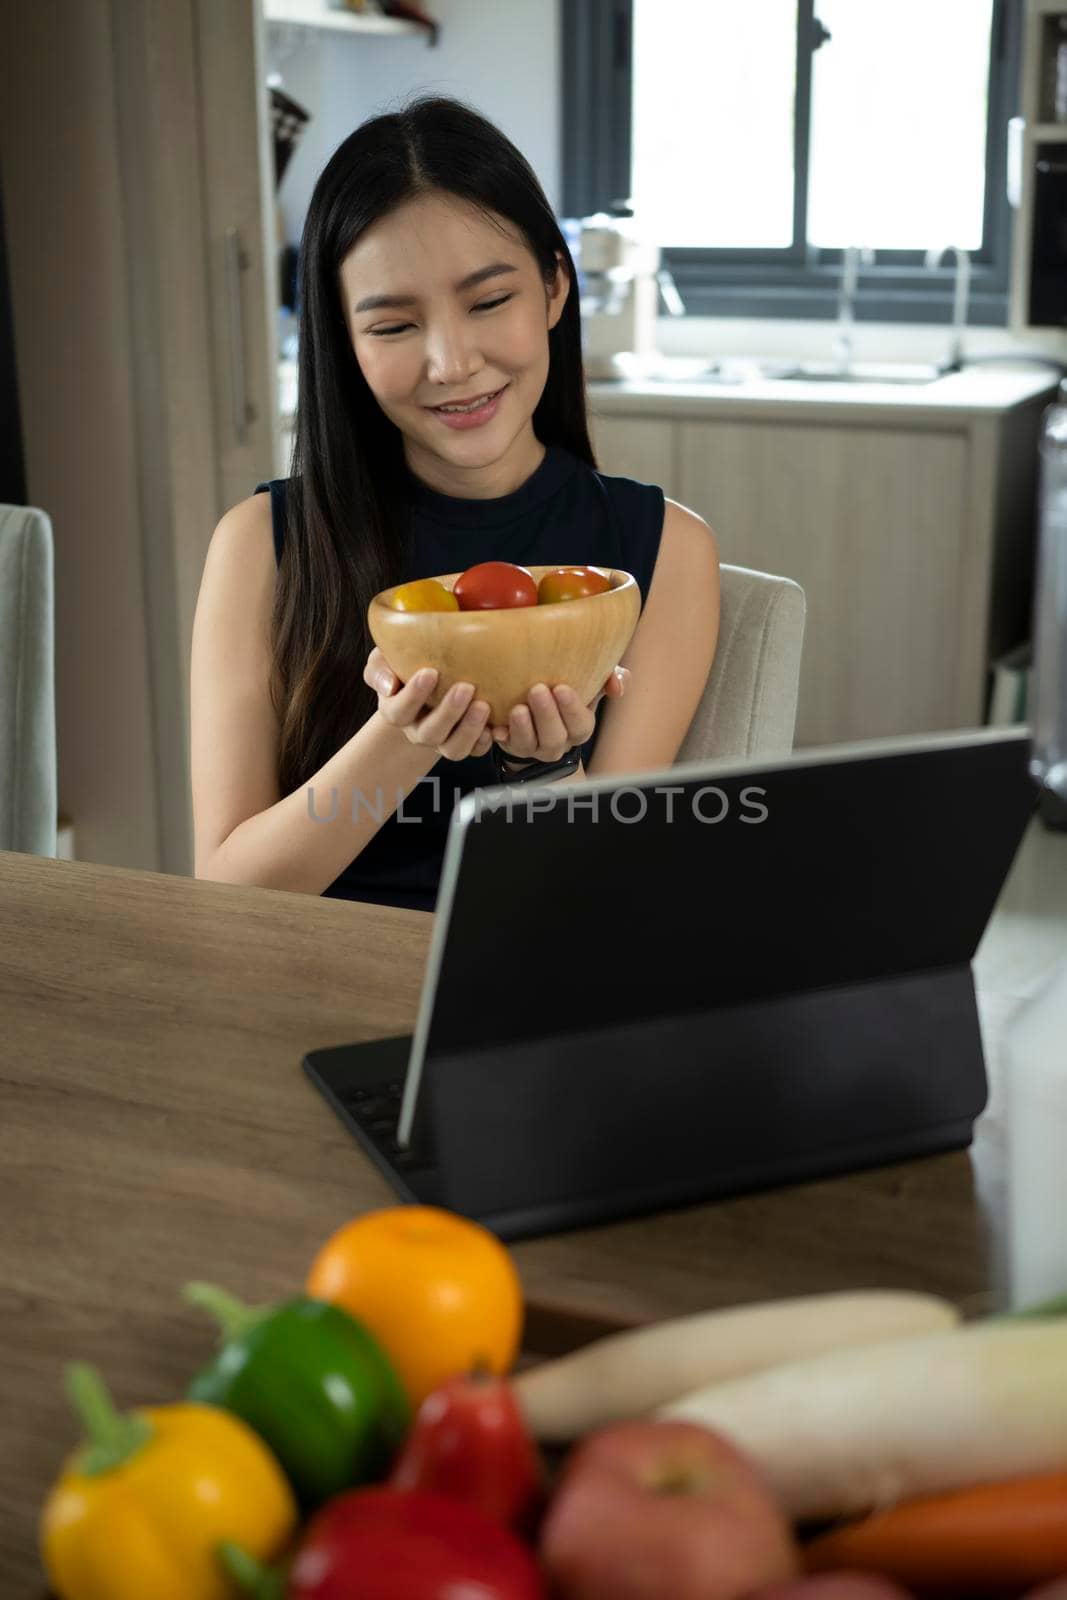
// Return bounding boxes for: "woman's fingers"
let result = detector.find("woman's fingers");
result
[549,685,596,747]
[491,670,631,759]
[371,662,490,759]
[378,662,631,761]
[401,679,490,755]
[363,645,396,694]
[377,666,438,726]
[596,665,629,703]
[434,693,491,760]
[425,680,476,742]
[494,702,536,759]
[496,684,577,761]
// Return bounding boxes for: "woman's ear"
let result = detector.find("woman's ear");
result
[546,250,570,329]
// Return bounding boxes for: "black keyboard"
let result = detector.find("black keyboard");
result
[303,1039,444,1207]
[333,1078,428,1172]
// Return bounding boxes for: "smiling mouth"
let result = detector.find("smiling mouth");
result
[428,385,507,412]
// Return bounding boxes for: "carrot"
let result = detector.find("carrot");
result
[802,1471,1067,1594]
[655,1317,1067,1521]
[512,1291,960,1442]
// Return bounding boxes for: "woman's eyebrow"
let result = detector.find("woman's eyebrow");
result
[354,262,519,314]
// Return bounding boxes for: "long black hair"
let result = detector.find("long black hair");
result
[270,92,597,797]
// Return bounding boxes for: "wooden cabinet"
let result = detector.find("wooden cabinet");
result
[587,387,1053,749]
[677,419,971,748]
[589,414,675,492]
[0,0,280,875]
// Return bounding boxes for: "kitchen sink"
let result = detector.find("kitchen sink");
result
[640,357,950,387]
[773,360,948,385]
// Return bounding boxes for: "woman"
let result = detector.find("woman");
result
[190,93,720,912]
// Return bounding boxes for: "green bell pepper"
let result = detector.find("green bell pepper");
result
[184,1281,410,1509]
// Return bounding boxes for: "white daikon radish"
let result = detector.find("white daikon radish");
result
[656,1317,1067,1521]
[513,1290,960,1441]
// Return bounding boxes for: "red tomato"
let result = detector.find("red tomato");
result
[537,566,612,604]
[453,562,538,611]
[391,578,460,613]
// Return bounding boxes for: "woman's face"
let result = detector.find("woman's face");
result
[339,192,568,491]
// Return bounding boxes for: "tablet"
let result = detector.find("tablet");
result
[304,726,1037,1239]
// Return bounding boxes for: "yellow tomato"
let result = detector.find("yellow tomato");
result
[306,1206,524,1406]
[391,579,459,612]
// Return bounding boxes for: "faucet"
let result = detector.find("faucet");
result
[924,245,971,372]
[832,246,874,371]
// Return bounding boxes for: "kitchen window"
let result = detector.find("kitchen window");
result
[561,0,1021,325]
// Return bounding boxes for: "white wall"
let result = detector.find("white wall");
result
[266,0,561,253]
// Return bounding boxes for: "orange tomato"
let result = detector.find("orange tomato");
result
[306,1206,524,1407]
[391,578,460,612]
[537,566,612,604]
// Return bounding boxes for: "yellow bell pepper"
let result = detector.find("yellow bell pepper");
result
[40,1363,297,1600]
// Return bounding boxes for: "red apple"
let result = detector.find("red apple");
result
[539,1419,799,1600]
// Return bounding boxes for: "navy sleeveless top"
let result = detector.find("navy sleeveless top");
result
[254,444,665,913]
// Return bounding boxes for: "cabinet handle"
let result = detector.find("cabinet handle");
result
[225,226,256,445]
[1006,116,1024,208]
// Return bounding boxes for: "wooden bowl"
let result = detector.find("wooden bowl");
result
[368,566,641,725]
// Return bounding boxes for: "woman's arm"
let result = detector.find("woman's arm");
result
[204,712,442,896]
[192,498,441,896]
[585,498,721,779]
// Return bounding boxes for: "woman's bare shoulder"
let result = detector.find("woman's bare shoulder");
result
[194,494,279,650]
[217,488,275,541]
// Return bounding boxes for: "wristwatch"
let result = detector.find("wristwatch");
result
[489,743,583,785]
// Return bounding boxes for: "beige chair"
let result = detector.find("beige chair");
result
[0,504,57,857]
[676,563,806,765]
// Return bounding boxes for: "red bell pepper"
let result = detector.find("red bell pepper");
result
[222,1486,547,1600]
[388,1366,548,1535]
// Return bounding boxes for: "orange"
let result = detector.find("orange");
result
[306,1206,524,1406]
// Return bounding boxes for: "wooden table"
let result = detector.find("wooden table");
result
[0,841,1051,1593]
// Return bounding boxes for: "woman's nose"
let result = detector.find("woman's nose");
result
[424,318,483,385]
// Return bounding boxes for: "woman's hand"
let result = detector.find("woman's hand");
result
[491,667,631,763]
[364,646,494,761]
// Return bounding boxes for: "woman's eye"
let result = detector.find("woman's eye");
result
[370,294,513,337]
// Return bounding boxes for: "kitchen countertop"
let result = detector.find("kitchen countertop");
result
[278,359,1062,431]
[586,362,1063,421]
